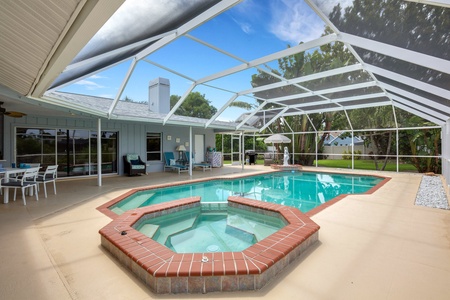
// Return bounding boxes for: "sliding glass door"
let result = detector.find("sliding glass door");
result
[16,127,118,177]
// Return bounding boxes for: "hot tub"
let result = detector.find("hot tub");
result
[99,196,319,294]
[134,204,287,253]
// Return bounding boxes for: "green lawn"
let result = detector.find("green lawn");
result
[314,159,417,172]
[223,158,417,172]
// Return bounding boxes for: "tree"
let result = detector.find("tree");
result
[122,96,134,102]
[170,95,181,108]
[397,114,442,173]
[336,106,396,170]
[329,0,449,87]
[328,0,446,172]
[249,31,356,165]
[247,0,445,168]
[121,96,146,104]
[170,92,217,119]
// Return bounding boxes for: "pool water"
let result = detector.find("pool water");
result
[135,206,287,253]
[111,171,383,214]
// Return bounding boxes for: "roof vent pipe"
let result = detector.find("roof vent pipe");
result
[149,77,170,114]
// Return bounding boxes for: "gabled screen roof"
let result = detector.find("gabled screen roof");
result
[46,0,449,130]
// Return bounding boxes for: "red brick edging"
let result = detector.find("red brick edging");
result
[99,196,320,294]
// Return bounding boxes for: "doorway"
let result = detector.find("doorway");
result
[194,134,205,163]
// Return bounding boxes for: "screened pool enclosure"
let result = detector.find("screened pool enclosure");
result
[0,0,448,185]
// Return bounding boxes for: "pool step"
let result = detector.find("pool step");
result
[227,216,278,241]
[139,224,160,238]
[110,206,125,215]
[157,216,197,244]
[252,223,279,240]
[119,193,154,211]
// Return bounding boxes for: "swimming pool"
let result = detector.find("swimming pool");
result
[110,171,384,215]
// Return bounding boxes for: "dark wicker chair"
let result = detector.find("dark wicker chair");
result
[123,154,146,176]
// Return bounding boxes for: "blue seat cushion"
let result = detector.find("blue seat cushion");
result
[131,165,145,169]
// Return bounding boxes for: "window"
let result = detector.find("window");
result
[90,131,118,174]
[147,133,161,161]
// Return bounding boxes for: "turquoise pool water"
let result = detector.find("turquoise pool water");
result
[135,206,286,253]
[111,171,383,215]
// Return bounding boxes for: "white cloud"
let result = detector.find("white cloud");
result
[268,0,327,45]
[227,0,265,35]
[231,17,253,34]
[89,74,107,79]
[98,94,114,99]
[74,80,105,90]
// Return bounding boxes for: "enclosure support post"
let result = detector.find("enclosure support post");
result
[351,130,354,170]
[221,134,224,161]
[292,133,295,165]
[241,131,245,170]
[97,118,102,187]
[315,131,318,167]
[392,105,399,173]
[189,126,192,177]
[396,129,399,173]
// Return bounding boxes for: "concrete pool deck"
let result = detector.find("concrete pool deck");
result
[0,165,449,299]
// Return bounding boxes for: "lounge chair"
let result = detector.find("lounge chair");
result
[123,154,146,176]
[163,152,188,174]
[186,151,211,172]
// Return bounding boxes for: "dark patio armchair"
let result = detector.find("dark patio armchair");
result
[123,154,146,176]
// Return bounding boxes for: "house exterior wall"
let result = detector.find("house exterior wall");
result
[2,115,216,175]
[322,145,366,160]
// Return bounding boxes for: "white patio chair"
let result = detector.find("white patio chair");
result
[1,167,40,205]
[36,165,58,198]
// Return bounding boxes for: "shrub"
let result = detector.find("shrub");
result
[342,150,350,160]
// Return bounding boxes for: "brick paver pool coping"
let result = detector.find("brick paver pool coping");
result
[99,196,320,294]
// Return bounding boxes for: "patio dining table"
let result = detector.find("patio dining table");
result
[0,168,27,204]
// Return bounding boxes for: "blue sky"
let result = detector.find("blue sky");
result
[59,0,327,121]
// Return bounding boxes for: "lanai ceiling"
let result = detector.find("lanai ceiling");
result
[0,0,449,129]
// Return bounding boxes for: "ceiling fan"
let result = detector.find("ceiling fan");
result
[0,101,27,118]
